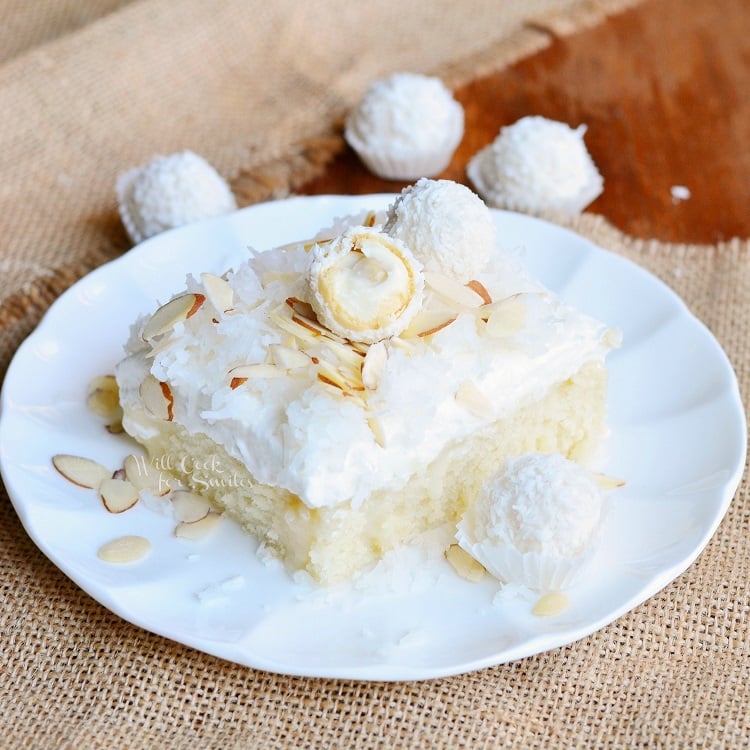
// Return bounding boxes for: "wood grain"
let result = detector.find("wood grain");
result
[301,0,750,244]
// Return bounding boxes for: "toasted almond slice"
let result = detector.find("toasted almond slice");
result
[532,592,570,617]
[269,343,311,370]
[445,544,486,582]
[201,272,234,314]
[171,490,211,523]
[230,377,248,390]
[100,477,140,513]
[106,421,124,435]
[142,293,205,341]
[361,340,388,390]
[112,468,126,481]
[466,280,492,305]
[455,381,493,417]
[285,296,316,319]
[124,454,172,496]
[484,296,527,338]
[317,358,363,394]
[424,272,484,309]
[175,512,221,541]
[593,472,627,490]
[97,535,151,564]
[52,454,111,489]
[139,375,174,420]
[402,309,458,339]
[363,210,377,228]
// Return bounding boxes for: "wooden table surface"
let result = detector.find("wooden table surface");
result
[302,0,750,245]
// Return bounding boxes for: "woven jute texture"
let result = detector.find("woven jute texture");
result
[2,1,748,748]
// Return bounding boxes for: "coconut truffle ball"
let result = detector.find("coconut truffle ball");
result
[383,178,495,281]
[344,73,464,180]
[117,151,237,243]
[456,453,606,591]
[467,116,603,214]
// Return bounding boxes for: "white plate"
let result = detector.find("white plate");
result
[1,196,745,681]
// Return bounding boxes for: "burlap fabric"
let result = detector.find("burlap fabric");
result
[1,1,747,748]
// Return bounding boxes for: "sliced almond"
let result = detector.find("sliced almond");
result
[86,375,122,420]
[106,421,125,434]
[361,340,388,390]
[317,358,364,395]
[100,477,140,513]
[230,377,248,390]
[424,271,484,309]
[141,293,205,341]
[484,296,527,338]
[466,279,492,305]
[52,454,111,489]
[124,454,172,496]
[455,380,493,417]
[201,272,234,314]
[593,472,627,490]
[363,210,377,228]
[97,535,151,564]
[269,344,311,370]
[285,296,316,319]
[532,592,570,617]
[367,416,387,448]
[139,375,174,421]
[175,512,221,541]
[171,490,211,523]
[402,309,458,339]
[445,544,486,582]
[228,363,284,380]
[112,468,126,481]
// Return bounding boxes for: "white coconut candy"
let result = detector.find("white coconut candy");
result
[117,150,237,243]
[384,178,495,281]
[467,116,603,214]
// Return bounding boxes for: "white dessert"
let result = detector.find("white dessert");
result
[344,73,464,180]
[456,452,606,591]
[384,178,495,280]
[116,182,616,584]
[467,116,604,214]
[117,151,236,243]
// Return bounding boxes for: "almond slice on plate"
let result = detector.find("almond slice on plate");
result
[52,454,111,489]
[361,340,388,390]
[174,512,221,541]
[123,454,172,496]
[141,293,205,341]
[171,490,211,523]
[532,592,570,617]
[593,472,627,490]
[99,477,140,513]
[97,535,151,564]
[86,374,122,422]
[445,544,486,582]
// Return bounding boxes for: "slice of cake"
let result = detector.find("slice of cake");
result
[116,180,617,585]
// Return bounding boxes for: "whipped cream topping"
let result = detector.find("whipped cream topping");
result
[117,215,613,511]
[467,116,603,214]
